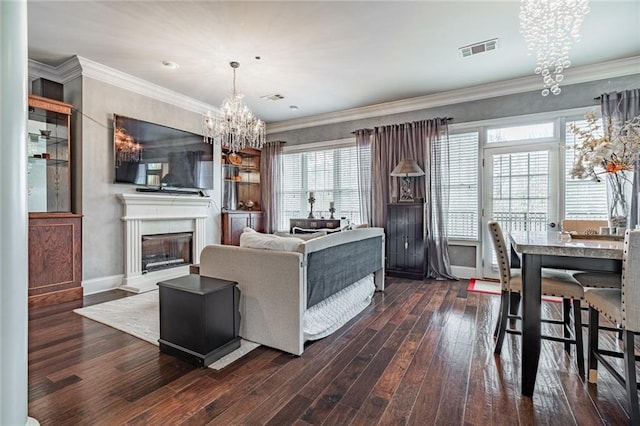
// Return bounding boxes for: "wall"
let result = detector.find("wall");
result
[267,73,640,276]
[78,77,222,292]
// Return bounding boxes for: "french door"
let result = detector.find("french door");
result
[482,144,560,278]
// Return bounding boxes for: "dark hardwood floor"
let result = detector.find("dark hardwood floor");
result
[28,277,636,425]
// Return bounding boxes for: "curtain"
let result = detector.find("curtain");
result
[260,141,285,233]
[424,119,455,280]
[600,90,640,228]
[367,118,455,279]
[355,129,372,225]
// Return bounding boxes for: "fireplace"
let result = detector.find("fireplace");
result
[117,193,211,293]
[142,232,193,273]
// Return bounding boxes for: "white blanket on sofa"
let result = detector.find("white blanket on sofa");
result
[303,274,375,341]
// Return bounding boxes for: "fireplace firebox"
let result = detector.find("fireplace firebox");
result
[141,232,193,273]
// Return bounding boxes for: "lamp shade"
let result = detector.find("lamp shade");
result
[390,159,425,177]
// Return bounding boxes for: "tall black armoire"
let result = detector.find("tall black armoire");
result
[386,203,426,280]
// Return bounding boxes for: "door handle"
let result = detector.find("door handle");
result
[404,236,408,250]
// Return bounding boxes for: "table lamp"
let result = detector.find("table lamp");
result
[390,159,425,202]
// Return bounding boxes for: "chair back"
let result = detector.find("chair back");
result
[622,229,640,332]
[488,221,510,290]
[561,219,608,235]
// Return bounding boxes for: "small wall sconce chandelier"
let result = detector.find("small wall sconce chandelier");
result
[390,159,425,202]
[114,127,142,165]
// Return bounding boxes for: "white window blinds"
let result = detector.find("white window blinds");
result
[564,119,608,219]
[281,144,368,231]
[444,132,479,239]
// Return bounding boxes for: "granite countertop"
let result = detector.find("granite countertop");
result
[509,230,624,260]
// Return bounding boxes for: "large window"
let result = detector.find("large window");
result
[281,144,367,230]
[564,119,608,219]
[444,132,479,239]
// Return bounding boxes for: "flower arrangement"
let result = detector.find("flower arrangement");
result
[569,111,640,181]
[569,111,640,227]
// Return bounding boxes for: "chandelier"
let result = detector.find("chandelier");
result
[202,61,266,152]
[114,127,142,165]
[519,0,590,96]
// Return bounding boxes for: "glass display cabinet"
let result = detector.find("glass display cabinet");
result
[27,95,71,212]
[221,147,263,245]
[27,95,82,308]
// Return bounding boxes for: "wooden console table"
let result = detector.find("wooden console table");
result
[289,218,349,234]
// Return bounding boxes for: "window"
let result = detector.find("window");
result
[487,122,554,143]
[444,132,479,239]
[281,144,367,230]
[564,119,608,219]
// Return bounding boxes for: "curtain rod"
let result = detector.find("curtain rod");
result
[351,117,454,134]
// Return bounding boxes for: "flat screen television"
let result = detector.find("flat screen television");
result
[113,114,214,190]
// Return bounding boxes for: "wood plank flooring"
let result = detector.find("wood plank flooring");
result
[28,277,636,425]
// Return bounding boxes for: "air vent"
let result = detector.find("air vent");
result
[260,93,285,101]
[459,38,498,58]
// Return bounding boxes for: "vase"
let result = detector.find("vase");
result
[606,171,633,229]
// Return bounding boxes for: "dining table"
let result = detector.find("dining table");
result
[508,231,624,397]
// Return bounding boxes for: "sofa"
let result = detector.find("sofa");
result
[199,227,385,355]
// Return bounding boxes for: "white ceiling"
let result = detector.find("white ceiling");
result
[27,1,640,124]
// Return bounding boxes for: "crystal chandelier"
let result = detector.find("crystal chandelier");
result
[519,0,590,96]
[202,61,266,152]
[114,127,142,165]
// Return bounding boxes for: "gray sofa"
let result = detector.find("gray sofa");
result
[199,227,385,355]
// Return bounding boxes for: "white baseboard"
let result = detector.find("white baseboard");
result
[82,274,124,296]
[450,265,478,280]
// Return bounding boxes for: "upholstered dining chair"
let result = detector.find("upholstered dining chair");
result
[488,221,586,378]
[585,229,640,424]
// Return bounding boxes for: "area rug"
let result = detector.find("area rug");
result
[467,278,561,302]
[74,291,259,370]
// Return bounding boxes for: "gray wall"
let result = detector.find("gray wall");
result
[79,77,221,282]
[269,74,640,144]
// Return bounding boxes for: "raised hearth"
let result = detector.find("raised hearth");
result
[117,193,211,293]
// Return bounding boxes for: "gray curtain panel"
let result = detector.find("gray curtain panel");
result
[600,90,640,228]
[355,129,372,225]
[260,141,285,233]
[367,118,455,279]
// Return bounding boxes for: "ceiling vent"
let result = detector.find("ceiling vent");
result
[260,93,285,101]
[459,38,498,58]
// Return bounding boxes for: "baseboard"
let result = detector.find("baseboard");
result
[450,265,477,280]
[82,274,124,296]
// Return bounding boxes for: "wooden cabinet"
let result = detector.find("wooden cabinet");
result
[289,218,349,233]
[28,213,83,307]
[27,95,82,307]
[222,211,264,246]
[386,203,426,280]
[222,148,261,211]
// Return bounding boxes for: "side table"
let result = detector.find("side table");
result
[157,274,241,367]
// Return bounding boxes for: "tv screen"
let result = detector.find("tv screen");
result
[113,114,214,190]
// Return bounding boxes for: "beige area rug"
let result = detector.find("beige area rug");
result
[74,291,259,370]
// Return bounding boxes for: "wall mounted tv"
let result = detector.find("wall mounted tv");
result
[114,114,214,190]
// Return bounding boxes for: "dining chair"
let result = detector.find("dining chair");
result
[488,221,586,378]
[585,229,640,424]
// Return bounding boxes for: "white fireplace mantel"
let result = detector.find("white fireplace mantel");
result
[117,193,212,293]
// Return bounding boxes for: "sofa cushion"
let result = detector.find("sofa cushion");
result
[240,230,305,252]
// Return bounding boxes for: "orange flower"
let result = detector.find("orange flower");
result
[605,162,626,174]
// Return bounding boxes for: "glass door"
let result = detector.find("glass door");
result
[482,144,559,278]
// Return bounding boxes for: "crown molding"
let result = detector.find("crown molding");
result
[28,55,217,114]
[267,56,640,134]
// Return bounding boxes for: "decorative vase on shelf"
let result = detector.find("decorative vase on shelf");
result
[606,171,633,229]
